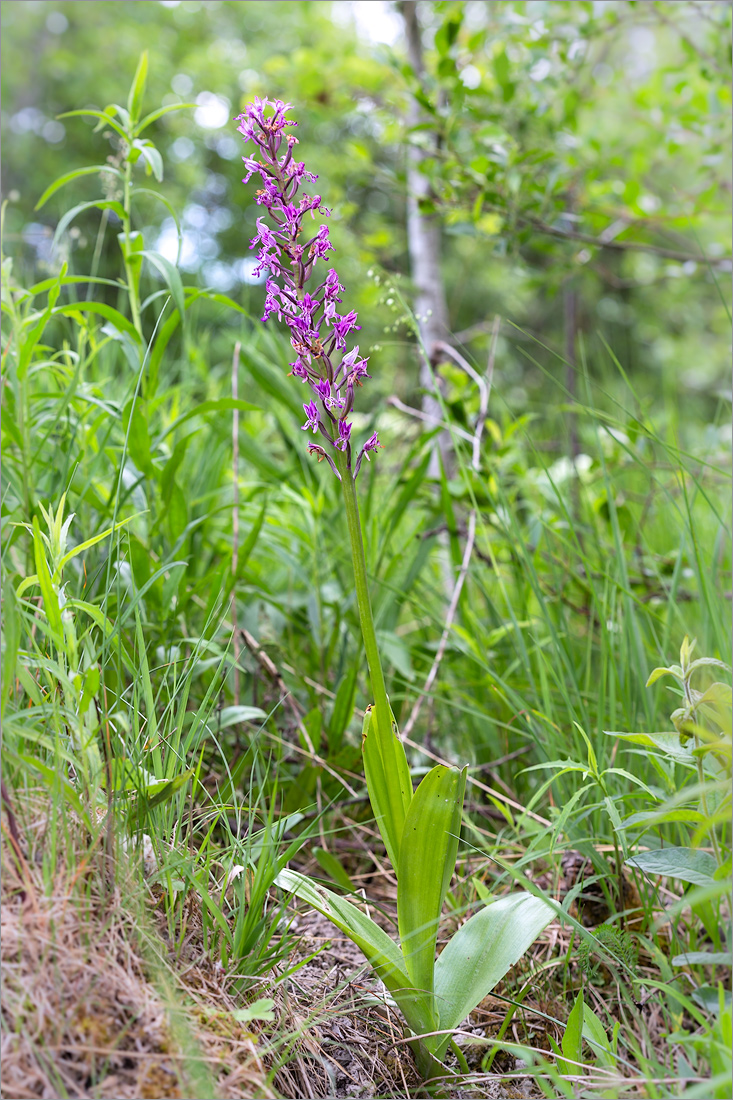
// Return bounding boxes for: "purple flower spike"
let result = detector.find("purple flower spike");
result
[236,97,381,478]
[302,400,320,433]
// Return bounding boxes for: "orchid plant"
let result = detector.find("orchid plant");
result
[235,97,554,1080]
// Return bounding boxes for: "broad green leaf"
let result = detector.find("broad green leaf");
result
[621,808,706,828]
[397,764,467,1005]
[672,952,732,966]
[131,139,163,182]
[362,704,413,872]
[606,730,695,766]
[646,666,677,686]
[691,986,733,1014]
[215,705,267,728]
[562,990,584,1066]
[626,847,718,887]
[277,868,435,1035]
[35,165,123,210]
[433,893,555,1059]
[104,103,131,129]
[581,1003,616,1067]
[229,999,275,1023]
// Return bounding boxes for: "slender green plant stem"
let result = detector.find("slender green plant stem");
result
[334,450,392,742]
[122,154,143,339]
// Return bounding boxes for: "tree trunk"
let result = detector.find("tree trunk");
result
[401,0,450,473]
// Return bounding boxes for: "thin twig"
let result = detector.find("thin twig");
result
[402,320,500,741]
[279,662,551,827]
[240,629,360,797]
[523,214,730,265]
[401,733,551,827]
[231,341,241,708]
[385,395,474,443]
[401,510,477,741]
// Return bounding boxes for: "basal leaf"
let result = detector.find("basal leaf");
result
[433,893,555,1060]
[397,764,467,1006]
[277,868,435,1036]
[362,704,413,871]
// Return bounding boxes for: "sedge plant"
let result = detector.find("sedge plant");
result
[234,96,555,1080]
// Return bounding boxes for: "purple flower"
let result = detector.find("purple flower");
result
[354,432,383,478]
[289,358,309,382]
[334,418,352,451]
[308,225,334,260]
[329,310,361,350]
[314,378,332,403]
[301,400,320,433]
[339,346,369,382]
[236,97,381,478]
[362,431,382,458]
[250,217,279,252]
[323,269,343,303]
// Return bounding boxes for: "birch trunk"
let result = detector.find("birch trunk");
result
[402,0,450,473]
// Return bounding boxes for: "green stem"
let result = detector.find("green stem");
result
[122,155,143,339]
[334,449,392,742]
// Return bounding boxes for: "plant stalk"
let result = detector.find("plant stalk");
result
[122,153,143,339]
[334,451,392,743]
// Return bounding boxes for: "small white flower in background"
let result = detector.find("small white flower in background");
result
[225,863,246,890]
[121,833,158,877]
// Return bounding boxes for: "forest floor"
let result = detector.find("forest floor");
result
[1,791,671,1100]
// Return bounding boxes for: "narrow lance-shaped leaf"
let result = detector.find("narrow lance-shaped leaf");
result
[397,764,467,1008]
[276,868,435,1036]
[32,517,63,644]
[52,199,126,250]
[127,50,148,124]
[57,108,128,140]
[362,704,413,871]
[35,165,124,211]
[52,301,142,345]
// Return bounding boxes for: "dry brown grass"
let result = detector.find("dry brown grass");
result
[0,796,273,1100]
